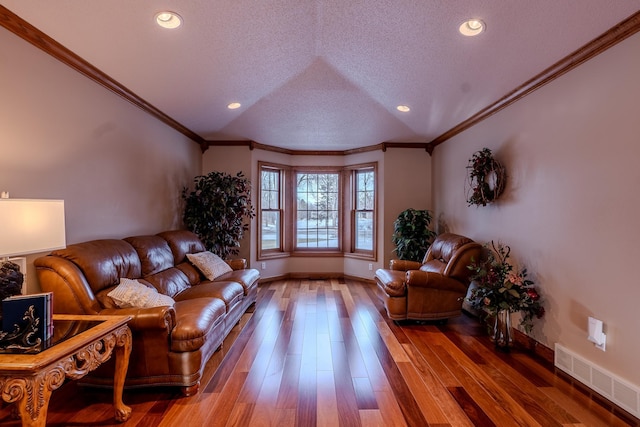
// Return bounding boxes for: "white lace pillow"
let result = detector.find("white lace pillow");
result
[107,278,175,308]
[186,251,233,280]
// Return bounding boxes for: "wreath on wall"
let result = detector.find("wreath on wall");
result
[466,148,506,207]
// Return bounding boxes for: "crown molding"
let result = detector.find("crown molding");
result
[0,6,206,145]
[202,140,433,156]
[430,10,640,148]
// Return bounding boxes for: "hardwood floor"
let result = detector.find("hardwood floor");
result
[2,279,637,426]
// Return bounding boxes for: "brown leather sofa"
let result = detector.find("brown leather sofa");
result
[34,230,259,396]
[375,233,482,321]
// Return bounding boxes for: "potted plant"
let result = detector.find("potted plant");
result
[182,171,255,259]
[466,241,545,350]
[391,209,436,262]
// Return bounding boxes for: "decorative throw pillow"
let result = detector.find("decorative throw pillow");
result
[107,278,175,308]
[186,251,233,280]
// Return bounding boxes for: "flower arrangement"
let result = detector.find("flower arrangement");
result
[466,241,545,333]
[466,148,506,207]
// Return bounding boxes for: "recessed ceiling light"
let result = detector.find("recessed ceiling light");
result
[155,11,182,29]
[227,102,242,110]
[459,19,485,37]
[396,105,410,113]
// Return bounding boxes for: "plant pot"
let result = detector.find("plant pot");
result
[491,309,513,351]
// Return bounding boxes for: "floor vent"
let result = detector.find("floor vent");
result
[555,343,639,418]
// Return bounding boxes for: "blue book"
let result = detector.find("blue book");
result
[1,292,53,353]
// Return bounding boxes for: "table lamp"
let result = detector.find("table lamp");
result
[0,197,66,302]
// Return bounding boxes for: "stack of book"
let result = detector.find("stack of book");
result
[0,291,53,353]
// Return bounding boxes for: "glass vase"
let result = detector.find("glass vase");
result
[492,309,513,351]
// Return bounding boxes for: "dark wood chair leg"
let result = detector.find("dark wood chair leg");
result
[181,382,200,397]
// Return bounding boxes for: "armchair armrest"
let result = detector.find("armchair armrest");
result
[389,259,422,271]
[226,258,247,270]
[100,305,176,331]
[405,270,469,293]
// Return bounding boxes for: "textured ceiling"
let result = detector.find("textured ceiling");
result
[1,1,639,151]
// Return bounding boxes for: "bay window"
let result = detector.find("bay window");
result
[258,161,376,260]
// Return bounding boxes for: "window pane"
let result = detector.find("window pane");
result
[296,172,339,249]
[261,211,280,249]
[260,167,282,252]
[261,170,280,210]
[355,211,373,250]
[355,169,374,251]
[356,170,374,210]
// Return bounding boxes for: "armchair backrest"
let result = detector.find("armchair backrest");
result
[421,233,482,283]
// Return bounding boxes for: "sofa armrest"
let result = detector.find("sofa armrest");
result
[100,305,176,331]
[405,270,469,293]
[389,259,422,271]
[226,258,247,270]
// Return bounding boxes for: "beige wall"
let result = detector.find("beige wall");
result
[433,32,640,385]
[203,146,432,279]
[0,27,202,293]
[381,148,432,267]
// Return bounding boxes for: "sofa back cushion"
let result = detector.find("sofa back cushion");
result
[124,234,197,297]
[422,233,482,283]
[125,235,175,276]
[424,233,473,264]
[157,230,206,265]
[49,239,142,295]
[143,268,192,298]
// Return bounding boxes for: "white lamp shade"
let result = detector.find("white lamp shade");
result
[0,199,66,258]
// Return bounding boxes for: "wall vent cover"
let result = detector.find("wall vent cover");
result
[555,343,639,418]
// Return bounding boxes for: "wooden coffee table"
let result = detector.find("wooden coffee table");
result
[0,314,132,427]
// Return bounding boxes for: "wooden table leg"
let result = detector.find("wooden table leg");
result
[112,326,132,422]
[1,368,65,427]
[16,383,51,427]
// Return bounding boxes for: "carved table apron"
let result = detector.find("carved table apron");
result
[0,314,132,427]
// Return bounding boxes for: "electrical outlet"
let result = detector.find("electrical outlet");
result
[368,263,373,271]
[261,262,266,270]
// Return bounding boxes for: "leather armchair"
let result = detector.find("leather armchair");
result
[375,233,482,321]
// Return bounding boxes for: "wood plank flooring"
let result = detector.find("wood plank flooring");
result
[2,278,637,426]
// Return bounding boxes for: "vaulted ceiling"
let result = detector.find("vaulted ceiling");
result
[1,1,639,151]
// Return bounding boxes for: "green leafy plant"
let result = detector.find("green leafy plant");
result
[391,209,436,261]
[182,171,255,259]
[466,241,545,333]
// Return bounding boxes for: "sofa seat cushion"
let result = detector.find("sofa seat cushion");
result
[420,262,446,275]
[375,269,407,297]
[170,298,226,352]
[216,269,260,295]
[174,281,244,312]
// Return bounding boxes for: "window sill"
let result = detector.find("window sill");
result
[344,252,376,261]
[257,251,290,261]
